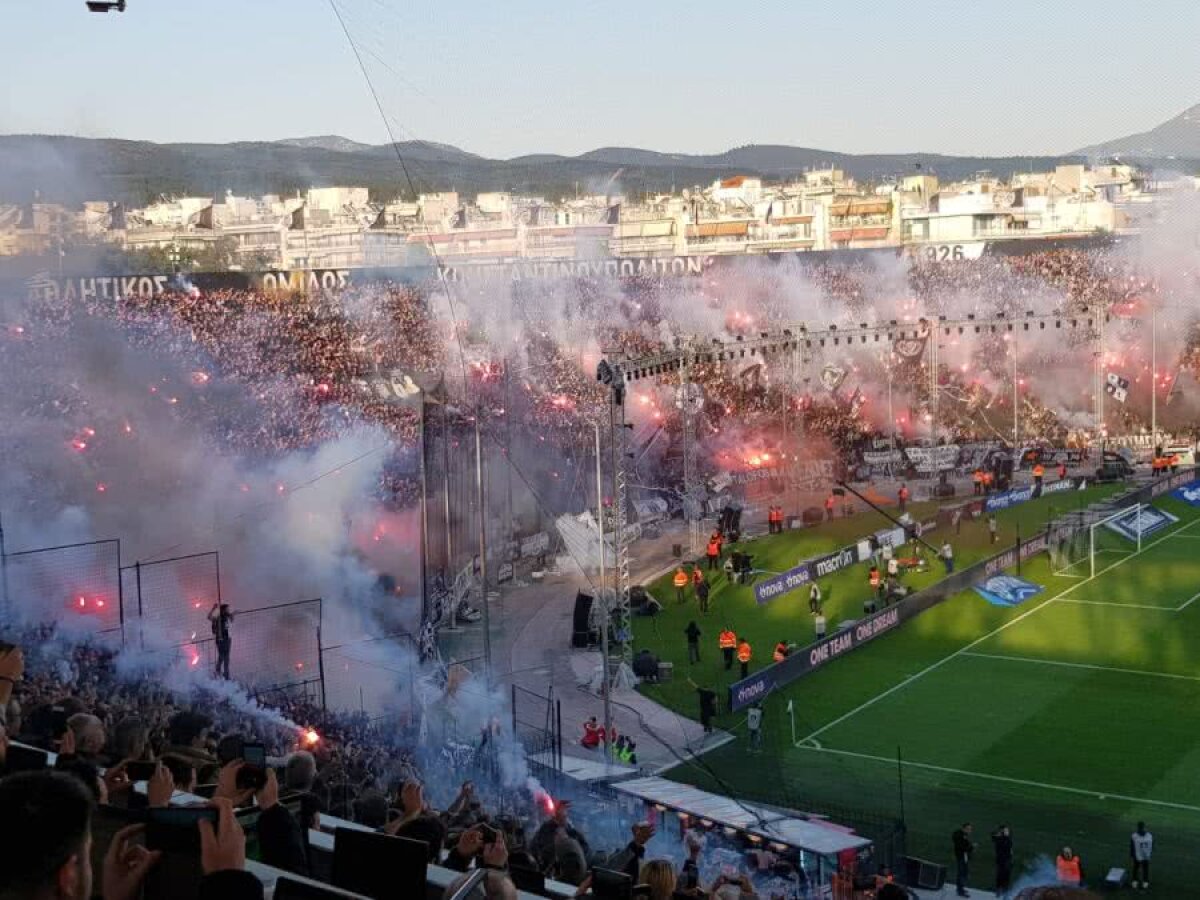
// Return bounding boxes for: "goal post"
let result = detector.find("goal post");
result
[1089,502,1143,579]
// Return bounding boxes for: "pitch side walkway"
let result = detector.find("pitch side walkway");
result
[489,521,733,773]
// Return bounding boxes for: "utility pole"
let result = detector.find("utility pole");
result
[474,418,491,679]
[594,423,613,761]
[1151,306,1157,447]
[1012,332,1019,448]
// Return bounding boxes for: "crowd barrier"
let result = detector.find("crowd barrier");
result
[729,468,1197,712]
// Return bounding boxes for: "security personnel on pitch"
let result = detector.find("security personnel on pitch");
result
[825,494,835,521]
[736,637,752,678]
[673,566,689,604]
[869,564,882,599]
[706,533,722,570]
[1032,461,1045,489]
[718,628,737,670]
[1055,847,1082,886]
[973,468,985,495]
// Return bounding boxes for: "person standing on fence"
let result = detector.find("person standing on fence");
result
[208,603,234,680]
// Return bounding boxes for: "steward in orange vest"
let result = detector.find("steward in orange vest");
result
[736,639,752,677]
[706,536,721,570]
[719,628,737,670]
[1032,463,1045,485]
[1055,848,1082,885]
[673,567,688,604]
[825,495,835,520]
[973,468,985,495]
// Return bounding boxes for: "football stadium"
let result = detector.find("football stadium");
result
[6,3,1200,900]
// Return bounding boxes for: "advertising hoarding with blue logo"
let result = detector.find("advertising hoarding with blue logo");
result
[1104,505,1178,543]
[974,574,1044,607]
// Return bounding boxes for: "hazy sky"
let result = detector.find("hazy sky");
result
[3,0,1199,159]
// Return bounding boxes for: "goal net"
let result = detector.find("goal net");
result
[1050,503,1145,579]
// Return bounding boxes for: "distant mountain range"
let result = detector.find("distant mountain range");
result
[1074,102,1200,161]
[3,113,1198,206]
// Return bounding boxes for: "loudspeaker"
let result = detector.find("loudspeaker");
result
[572,592,593,648]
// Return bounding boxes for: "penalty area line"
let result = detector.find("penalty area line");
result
[794,744,1200,815]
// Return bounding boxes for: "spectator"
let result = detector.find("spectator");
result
[108,716,149,766]
[685,621,702,665]
[160,754,199,794]
[607,822,656,882]
[444,869,519,900]
[65,713,106,764]
[530,800,590,872]
[352,788,389,828]
[383,780,446,863]
[165,711,218,781]
[678,833,704,896]
[640,859,676,900]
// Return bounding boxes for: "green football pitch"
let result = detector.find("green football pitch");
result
[635,485,1200,893]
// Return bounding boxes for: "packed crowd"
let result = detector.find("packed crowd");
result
[0,629,839,899]
[7,246,1195,516]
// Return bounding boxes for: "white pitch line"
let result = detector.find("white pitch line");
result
[961,651,1200,683]
[796,514,1200,745]
[796,744,1200,815]
[1176,590,1200,611]
[1055,597,1179,610]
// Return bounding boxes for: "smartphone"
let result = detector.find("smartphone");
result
[241,742,266,767]
[235,742,268,791]
[126,760,158,782]
[144,806,218,853]
[477,824,499,846]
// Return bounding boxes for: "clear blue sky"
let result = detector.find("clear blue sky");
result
[3,0,1199,159]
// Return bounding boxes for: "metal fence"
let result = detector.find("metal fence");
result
[120,552,221,649]
[2,539,124,642]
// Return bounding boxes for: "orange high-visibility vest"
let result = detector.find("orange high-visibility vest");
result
[1055,855,1081,885]
[973,469,984,483]
[718,630,737,649]
[1172,454,1181,466]
[707,540,720,557]
[673,569,688,588]
[773,643,786,663]
[1033,464,1045,478]
[869,568,881,588]
[825,496,835,510]
[737,641,751,663]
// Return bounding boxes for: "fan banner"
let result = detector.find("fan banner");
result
[820,364,847,393]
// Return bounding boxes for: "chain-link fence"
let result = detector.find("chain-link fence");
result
[119,552,221,649]
[3,539,124,643]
